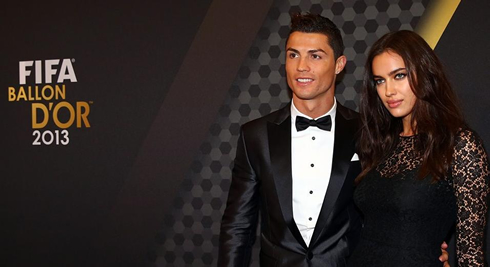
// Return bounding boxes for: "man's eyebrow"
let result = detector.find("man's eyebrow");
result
[286,47,299,53]
[308,49,327,54]
[285,48,327,54]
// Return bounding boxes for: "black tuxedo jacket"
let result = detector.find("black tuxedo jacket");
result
[219,103,362,267]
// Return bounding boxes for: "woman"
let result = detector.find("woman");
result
[348,30,489,266]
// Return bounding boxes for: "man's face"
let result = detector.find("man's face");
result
[285,32,345,105]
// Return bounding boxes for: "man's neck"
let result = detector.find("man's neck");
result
[292,97,335,119]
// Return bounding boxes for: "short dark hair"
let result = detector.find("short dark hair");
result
[288,13,344,60]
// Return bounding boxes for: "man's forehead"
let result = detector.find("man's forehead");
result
[286,32,332,51]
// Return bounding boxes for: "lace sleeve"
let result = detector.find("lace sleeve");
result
[451,129,490,266]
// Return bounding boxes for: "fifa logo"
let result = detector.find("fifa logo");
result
[19,59,77,85]
[8,58,91,146]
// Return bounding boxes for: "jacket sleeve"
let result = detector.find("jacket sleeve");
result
[218,127,260,267]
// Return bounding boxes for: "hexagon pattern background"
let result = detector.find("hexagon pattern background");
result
[150,0,429,266]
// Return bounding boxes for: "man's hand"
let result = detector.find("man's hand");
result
[439,241,450,267]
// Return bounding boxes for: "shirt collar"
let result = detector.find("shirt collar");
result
[291,98,337,124]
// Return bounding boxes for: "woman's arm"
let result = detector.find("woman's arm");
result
[452,129,490,266]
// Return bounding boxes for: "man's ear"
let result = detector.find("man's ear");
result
[335,55,347,74]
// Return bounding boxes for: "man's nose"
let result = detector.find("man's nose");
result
[297,57,310,72]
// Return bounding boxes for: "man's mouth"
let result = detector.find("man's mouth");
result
[297,78,313,83]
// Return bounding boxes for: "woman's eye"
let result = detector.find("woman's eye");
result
[374,79,384,85]
[394,73,407,79]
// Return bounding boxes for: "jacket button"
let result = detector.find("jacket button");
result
[307,252,313,260]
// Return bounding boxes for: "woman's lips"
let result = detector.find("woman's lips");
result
[387,99,402,108]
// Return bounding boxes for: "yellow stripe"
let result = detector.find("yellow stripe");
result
[415,0,461,49]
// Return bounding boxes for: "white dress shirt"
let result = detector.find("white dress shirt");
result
[291,99,336,246]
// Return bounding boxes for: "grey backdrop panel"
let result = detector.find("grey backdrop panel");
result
[151,0,430,266]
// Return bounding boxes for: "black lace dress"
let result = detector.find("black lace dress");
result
[348,129,489,266]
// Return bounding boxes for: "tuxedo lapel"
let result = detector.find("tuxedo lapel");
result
[267,104,308,249]
[310,104,358,246]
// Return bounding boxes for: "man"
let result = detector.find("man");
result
[218,13,449,266]
[219,13,359,266]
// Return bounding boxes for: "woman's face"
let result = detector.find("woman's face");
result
[372,51,417,123]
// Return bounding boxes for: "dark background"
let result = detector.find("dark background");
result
[1,0,488,266]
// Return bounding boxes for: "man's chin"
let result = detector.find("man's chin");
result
[292,92,319,101]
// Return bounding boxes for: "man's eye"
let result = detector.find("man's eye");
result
[288,53,298,59]
[312,54,321,59]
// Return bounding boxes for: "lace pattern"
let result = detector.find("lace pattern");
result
[376,135,421,178]
[451,130,489,266]
[373,130,489,266]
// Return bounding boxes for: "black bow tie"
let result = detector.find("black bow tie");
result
[295,115,332,131]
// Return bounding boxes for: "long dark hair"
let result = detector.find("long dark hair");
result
[357,30,466,182]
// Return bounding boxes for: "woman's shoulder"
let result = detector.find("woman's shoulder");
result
[452,127,488,166]
[454,127,484,147]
